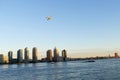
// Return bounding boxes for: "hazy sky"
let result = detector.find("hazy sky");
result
[0,0,120,58]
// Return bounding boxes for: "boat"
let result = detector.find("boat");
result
[87,60,95,62]
[83,60,95,63]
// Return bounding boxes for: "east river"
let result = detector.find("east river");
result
[0,58,120,80]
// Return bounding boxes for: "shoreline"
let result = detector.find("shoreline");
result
[0,57,118,65]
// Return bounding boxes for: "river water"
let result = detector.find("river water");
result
[0,58,120,80]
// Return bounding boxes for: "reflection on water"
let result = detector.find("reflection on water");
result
[2,64,9,69]
[0,59,120,80]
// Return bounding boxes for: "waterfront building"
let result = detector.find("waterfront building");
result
[53,47,59,62]
[46,49,52,62]
[8,51,13,64]
[24,47,29,63]
[0,54,9,64]
[12,59,17,64]
[17,49,23,63]
[62,49,67,61]
[114,53,119,58]
[32,47,38,62]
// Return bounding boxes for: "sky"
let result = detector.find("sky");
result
[0,0,120,58]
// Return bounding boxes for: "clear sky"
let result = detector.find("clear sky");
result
[0,0,120,58]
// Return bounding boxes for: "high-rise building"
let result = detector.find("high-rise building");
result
[114,53,119,58]
[0,54,9,64]
[24,47,29,63]
[17,49,23,63]
[53,47,59,62]
[46,49,52,62]
[62,49,67,61]
[8,51,13,64]
[32,47,38,62]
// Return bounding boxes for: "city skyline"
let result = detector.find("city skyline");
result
[0,46,119,64]
[0,0,120,58]
[0,47,69,64]
[0,47,120,59]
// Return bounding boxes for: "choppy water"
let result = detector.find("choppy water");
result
[0,58,120,80]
